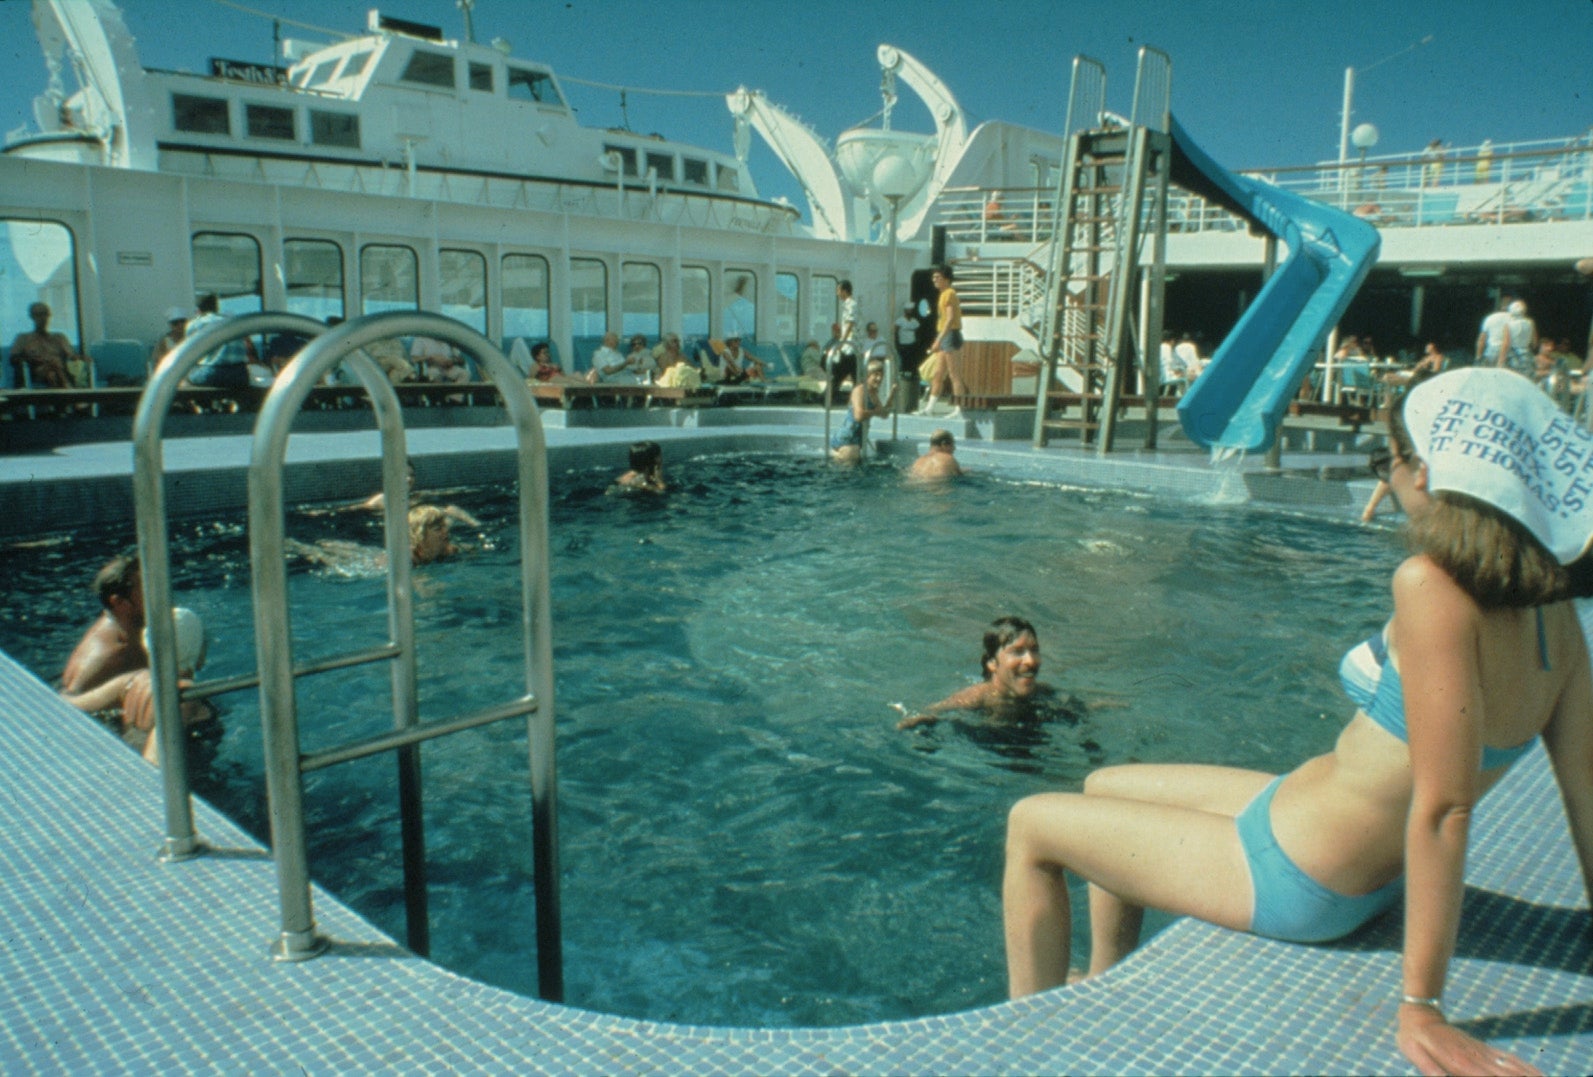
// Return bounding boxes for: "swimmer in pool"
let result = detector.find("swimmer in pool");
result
[59,550,147,711]
[908,429,963,481]
[897,617,1061,729]
[831,358,896,465]
[336,458,482,530]
[1002,369,1593,1076]
[287,503,461,573]
[610,440,667,493]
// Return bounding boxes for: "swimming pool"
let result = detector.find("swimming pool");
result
[0,452,1398,1028]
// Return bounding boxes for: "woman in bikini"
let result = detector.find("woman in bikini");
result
[1003,368,1593,1076]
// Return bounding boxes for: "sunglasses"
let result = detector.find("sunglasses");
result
[1368,446,1401,482]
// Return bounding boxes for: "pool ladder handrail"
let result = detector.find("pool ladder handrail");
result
[131,311,563,1002]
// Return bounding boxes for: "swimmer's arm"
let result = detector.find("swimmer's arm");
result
[1543,632,1593,909]
[1394,558,1530,1075]
[896,684,987,729]
[442,504,482,529]
[60,669,139,712]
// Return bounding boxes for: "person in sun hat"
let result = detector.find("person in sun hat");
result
[149,305,190,369]
[1003,367,1593,1076]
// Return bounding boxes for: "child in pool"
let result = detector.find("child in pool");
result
[611,440,666,494]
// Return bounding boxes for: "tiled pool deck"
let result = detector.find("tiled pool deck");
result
[2,407,1590,1074]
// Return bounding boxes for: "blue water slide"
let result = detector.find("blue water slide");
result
[1169,117,1380,451]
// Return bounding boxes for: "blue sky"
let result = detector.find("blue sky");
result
[1,0,1590,214]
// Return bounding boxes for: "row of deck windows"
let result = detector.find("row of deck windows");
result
[602,143,738,193]
[173,93,360,148]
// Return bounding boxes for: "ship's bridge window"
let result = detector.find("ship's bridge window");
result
[310,110,360,148]
[360,244,419,315]
[246,104,296,141]
[468,62,494,93]
[680,266,710,339]
[716,165,740,193]
[344,49,375,78]
[401,49,456,89]
[192,232,263,314]
[682,158,709,185]
[0,219,79,388]
[507,67,556,104]
[603,144,638,177]
[284,238,344,322]
[307,59,341,86]
[172,94,230,136]
[440,249,487,333]
[645,152,674,182]
[502,253,550,342]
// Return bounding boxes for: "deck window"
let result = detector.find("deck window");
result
[773,272,799,345]
[810,275,839,342]
[284,238,344,322]
[344,50,375,78]
[569,258,608,366]
[620,263,661,341]
[440,249,487,333]
[506,67,555,104]
[172,94,230,136]
[191,232,263,313]
[401,50,456,89]
[360,244,419,315]
[645,153,675,182]
[681,266,711,340]
[683,158,709,185]
[603,144,638,178]
[245,104,295,141]
[307,59,340,86]
[501,253,550,342]
[0,218,78,388]
[716,165,740,193]
[310,110,360,148]
[468,62,494,93]
[724,271,756,340]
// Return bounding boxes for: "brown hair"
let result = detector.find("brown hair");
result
[1391,393,1592,607]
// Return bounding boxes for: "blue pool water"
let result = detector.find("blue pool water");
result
[0,453,1399,1027]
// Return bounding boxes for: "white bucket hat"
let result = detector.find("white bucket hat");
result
[1404,368,1593,564]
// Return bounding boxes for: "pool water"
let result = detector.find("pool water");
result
[0,453,1399,1028]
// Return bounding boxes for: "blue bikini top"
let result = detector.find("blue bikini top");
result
[1338,616,1540,771]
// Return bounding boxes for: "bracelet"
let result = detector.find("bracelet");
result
[1399,993,1443,1011]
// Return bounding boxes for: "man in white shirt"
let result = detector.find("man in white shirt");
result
[587,332,632,384]
[833,280,860,387]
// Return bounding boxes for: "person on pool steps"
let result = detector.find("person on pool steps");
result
[1002,368,1593,1077]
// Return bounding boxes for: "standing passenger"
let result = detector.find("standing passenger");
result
[917,264,966,418]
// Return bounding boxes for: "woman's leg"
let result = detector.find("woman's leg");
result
[944,348,967,397]
[1004,765,1273,997]
[1079,765,1273,972]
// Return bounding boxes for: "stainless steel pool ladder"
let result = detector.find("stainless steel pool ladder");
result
[131,311,564,1001]
[820,353,897,459]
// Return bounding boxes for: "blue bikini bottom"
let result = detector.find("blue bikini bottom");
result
[1236,776,1402,943]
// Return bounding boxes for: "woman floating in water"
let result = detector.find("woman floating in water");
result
[1003,369,1593,1076]
[897,617,1073,729]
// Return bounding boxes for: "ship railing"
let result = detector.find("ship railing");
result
[953,258,1049,330]
[932,187,1060,245]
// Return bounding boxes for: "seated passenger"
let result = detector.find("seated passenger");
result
[149,306,189,371]
[610,440,667,494]
[1002,369,1593,1076]
[799,340,825,377]
[896,617,1061,729]
[623,335,658,383]
[909,429,964,481]
[587,332,634,385]
[9,301,79,389]
[530,341,585,385]
[708,336,765,384]
[412,336,469,385]
[60,551,147,710]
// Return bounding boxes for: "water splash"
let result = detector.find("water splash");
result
[1201,444,1249,505]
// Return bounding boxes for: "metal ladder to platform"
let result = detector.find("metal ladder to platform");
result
[1033,48,1174,453]
[131,311,564,1001]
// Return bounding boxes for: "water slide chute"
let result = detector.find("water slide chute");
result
[1169,117,1380,452]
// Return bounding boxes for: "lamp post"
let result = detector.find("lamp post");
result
[872,155,918,439]
[1351,123,1380,193]
[1338,34,1433,189]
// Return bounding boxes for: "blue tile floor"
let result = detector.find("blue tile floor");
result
[2,411,1590,1074]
